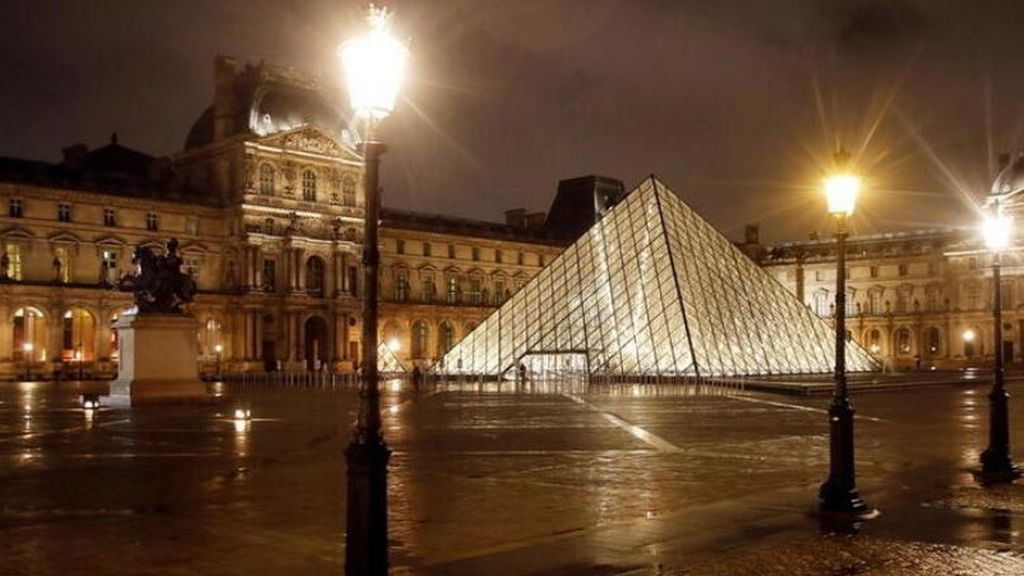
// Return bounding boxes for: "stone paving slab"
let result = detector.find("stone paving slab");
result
[663,534,1024,576]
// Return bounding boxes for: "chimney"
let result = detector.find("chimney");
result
[744,224,759,244]
[213,56,239,142]
[62,143,88,169]
[504,208,526,228]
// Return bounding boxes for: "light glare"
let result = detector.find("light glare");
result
[982,211,1013,251]
[340,7,409,121]
[824,174,860,216]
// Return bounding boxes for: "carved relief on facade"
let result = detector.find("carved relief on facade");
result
[282,128,343,156]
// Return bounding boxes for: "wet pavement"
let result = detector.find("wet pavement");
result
[3,378,1024,574]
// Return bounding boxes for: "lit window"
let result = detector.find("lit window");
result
[447,276,459,303]
[8,198,23,218]
[103,208,117,227]
[302,170,317,202]
[54,245,72,283]
[146,213,159,231]
[184,257,201,283]
[4,244,23,280]
[57,203,72,222]
[259,164,275,196]
[185,217,199,235]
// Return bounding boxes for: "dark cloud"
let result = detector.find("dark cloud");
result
[1,0,1023,242]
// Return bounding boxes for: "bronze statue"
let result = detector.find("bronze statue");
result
[119,239,196,314]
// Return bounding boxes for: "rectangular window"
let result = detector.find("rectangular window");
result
[421,276,435,302]
[395,270,409,301]
[262,259,277,292]
[184,257,201,284]
[4,244,22,280]
[495,249,503,264]
[54,245,72,283]
[396,239,405,255]
[517,251,524,265]
[539,254,545,267]
[447,276,458,303]
[898,263,908,276]
[8,198,23,218]
[814,270,824,281]
[347,265,359,297]
[494,280,505,304]
[448,244,455,259]
[869,266,878,278]
[146,213,159,231]
[471,247,480,261]
[468,278,481,304]
[423,242,431,257]
[57,203,72,223]
[185,216,199,235]
[103,208,117,227]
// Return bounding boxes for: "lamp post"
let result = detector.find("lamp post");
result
[818,148,871,514]
[339,6,408,575]
[214,343,224,377]
[979,205,1020,483]
[23,342,33,381]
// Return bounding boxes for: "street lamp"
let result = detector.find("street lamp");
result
[22,342,33,381]
[214,343,224,377]
[818,148,872,515]
[979,205,1020,483]
[339,5,408,575]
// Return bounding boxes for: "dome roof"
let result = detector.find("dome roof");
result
[184,80,347,150]
[991,154,1024,197]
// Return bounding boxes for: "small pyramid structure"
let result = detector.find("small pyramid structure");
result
[378,341,407,375]
[436,177,879,378]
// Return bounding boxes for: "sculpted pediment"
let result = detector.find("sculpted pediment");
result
[258,126,360,160]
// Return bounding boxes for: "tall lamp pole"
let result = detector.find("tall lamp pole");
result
[980,205,1020,483]
[818,148,872,514]
[339,6,408,575]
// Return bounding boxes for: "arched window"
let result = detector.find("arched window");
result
[924,327,941,357]
[812,290,829,317]
[306,256,325,297]
[13,307,45,362]
[894,327,912,357]
[342,175,357,207]
[866,329,882,355]
[438,321,455,355]
[62,308,97,362]
[259,164,275,196]
[411,321,428,359]
[302,170,317,202]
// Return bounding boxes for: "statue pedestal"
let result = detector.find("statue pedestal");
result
[108,313,208,405]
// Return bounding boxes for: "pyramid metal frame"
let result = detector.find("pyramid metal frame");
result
[435,177,879,378]
[378,341,407,376]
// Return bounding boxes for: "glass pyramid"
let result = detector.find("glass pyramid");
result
[378,341,407,375]
[435,177,879,378]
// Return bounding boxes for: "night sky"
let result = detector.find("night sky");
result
[2,0,1023,243]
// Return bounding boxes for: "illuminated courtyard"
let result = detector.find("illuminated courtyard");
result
[4,377,1024,574]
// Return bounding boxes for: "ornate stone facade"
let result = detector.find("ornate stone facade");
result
[0,58,560,380]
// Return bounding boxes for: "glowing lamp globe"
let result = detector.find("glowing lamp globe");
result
[340,6,409,121]
[982,211,1013,251]
[824,173,860,217]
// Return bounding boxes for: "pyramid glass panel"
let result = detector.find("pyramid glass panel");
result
[437,177,879,378]
[378,341,407,375]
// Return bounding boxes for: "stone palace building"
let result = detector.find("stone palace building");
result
[3,55,1017,380]
[758,154,1024,371]
[0,57,581,380]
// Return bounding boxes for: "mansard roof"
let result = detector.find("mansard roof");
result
[380,207,564,247]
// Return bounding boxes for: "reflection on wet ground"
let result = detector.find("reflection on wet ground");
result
[2,377,1024,574]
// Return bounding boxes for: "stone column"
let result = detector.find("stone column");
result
[296,248,306,291]
[253,246,263,290]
